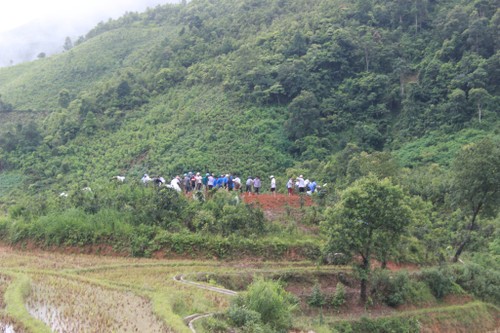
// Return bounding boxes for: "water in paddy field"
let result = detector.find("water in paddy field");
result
[0,323,15,333]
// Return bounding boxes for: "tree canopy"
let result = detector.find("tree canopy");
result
[451,138,500,262]
[324,176,413,301]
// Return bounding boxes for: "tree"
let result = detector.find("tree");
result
[324,176,413,302]
[82,111,98,135]
[0,94,13,112]
[37,52,46,59]
[468,88,491,123]
[284,90,321,142]
[446,88,468,124]
[451,138,500,262]
[346,151,400,183]
[58,89,71,109]
[63,36,73,51]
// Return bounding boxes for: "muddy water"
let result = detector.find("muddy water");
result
[0,323,15,333]
[26,276,171,332]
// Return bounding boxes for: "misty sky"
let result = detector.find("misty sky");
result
[0,0,180,33]
[0,0,181,67]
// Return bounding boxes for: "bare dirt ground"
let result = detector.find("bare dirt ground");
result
[242,193,314,211]
[242,193,317,224]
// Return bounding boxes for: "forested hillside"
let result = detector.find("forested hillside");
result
[0,0,498,186]
[0,1,499,330]
[0,0,498,249]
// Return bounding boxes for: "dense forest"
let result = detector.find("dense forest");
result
[0,0,499,174]
[0,0,499,330]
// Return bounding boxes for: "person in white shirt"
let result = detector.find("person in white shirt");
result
[141,174,152,184]
[270,176,276,196]
[245,176,253,194]
[253,176,261,194]
[195,172,203,191]
[169,176,182,192]
[297,175,305,193]
[207,174,215,190]
[287,177,294,196]
[234,176,242,192]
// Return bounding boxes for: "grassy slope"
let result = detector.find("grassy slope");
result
[0,25,166,110]
[28,86,292,186]
[394,126,500,168]
[0,0,497,186]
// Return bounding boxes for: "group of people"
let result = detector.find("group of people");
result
[142,172,243,193]
[140,172,321,196]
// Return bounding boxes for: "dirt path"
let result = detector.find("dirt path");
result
[173,274,237,296]
[173,274,238,333]
[183,313,214,333]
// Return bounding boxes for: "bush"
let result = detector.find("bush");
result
[307,283,326,307]
[332,282,346,310]
[191,210,217,233]
[192,191,266,236]
[0,217,8,239]
[371,269,433,307]
[452,263,500,305]
[420,267,460,299]
[228,301,262,327]
[202,315,230,333]
[228,278,297,332]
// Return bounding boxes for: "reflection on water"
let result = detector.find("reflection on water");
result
[0,322,15,333]
[26,276,170,332]
[27,304,78,332]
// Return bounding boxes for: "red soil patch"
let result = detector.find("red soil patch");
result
[242,193,317,222]
[242,193,314,211]
[384,261,420,271]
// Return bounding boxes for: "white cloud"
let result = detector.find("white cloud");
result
[0,0,180,33]
[0,0,181,67]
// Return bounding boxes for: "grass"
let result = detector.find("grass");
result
[0,246,498,332]
[3,273,51,333]
[26,274,170,332]
[0,172,24,199]
[292,301,499,333]
[394,128,499,168]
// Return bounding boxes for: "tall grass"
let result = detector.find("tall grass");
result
[4,273,51,333]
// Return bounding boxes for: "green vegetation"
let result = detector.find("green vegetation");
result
[324,176,414,301]
[450,138,500,262]
[0,0,498,331]
[227,278,298,333]
[0,186,321,259]
[1,0,499,187]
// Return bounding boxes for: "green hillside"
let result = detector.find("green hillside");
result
[0,3,498,330]
[0,0,497,187]
[0,0,498,261]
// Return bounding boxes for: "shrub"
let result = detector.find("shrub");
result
[193,191,266,236]
[452,263,500,305]
[202,315,230,333]
[0,217,8,238]
[228,302,262,327]
[332,282,346,310]
[33,208,95,246]
[228,278,297,332]
[371,269,433,307]
[191,210,217,233]
[129,224,158,257]
[332,316,421,333]
[307,283,326,307]
[420,267,460,299]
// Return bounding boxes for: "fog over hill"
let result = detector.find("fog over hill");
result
[0,0,180,67]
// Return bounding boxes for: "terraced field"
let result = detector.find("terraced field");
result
[0,246,328,332]
[0,246,498,332]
